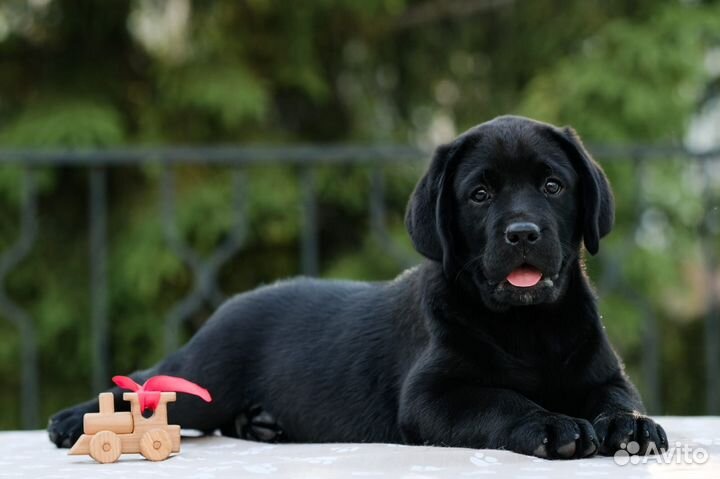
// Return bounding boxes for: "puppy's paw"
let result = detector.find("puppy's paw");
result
[508,411,598,459]
[47,404,91,448]
[593,412,668,456]
[220,405,284,443]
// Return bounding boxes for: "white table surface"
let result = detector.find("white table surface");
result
[1,417,718,478]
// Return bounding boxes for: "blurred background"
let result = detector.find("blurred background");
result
[0,0,719,430]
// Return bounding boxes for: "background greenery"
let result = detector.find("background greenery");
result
[0,0,719,429]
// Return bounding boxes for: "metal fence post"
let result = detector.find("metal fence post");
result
[0,168,39,428]
[161,166,249,354]
[89,167,109,393]
[700,157,720,414]
[299,167,318,276]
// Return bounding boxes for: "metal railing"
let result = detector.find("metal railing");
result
[0,144,718,429]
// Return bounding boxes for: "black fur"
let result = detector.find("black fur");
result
[48,116,666,459]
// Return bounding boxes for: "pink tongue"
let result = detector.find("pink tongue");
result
[506,266,542,288]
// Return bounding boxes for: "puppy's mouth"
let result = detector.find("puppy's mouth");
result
[505,264,543,288]
[481,260,567,309]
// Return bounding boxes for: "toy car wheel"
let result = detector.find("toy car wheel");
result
[89,430,122,463]
[140,429,172,461]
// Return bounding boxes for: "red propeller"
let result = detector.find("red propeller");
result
[113,375,212,413]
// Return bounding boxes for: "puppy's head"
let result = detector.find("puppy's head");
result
[405,115,614,310]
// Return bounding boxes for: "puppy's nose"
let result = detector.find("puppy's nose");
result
[505,222,541,246]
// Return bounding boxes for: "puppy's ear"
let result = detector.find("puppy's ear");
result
[405,138,467,275]
[405,136,468,277]
[556,127,614,255]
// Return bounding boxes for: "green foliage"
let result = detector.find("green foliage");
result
[0,99,125,147]
[0,0,718,429]
[521,3,720,140]
[159,64,269,129]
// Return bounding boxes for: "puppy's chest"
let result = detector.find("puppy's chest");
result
[479,332,581,393]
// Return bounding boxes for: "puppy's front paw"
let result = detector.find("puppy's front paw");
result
[508,411,598,459]
[593,412,668,456]
[47,405,90,448]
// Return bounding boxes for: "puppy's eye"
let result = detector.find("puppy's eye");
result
[543,178,563,196]
[470,187,490,203]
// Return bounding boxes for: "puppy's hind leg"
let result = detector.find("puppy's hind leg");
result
[220,405,285,443]
[48,348,242,447]
[49,302,250,447]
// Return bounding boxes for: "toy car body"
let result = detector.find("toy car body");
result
[69,391,180,463]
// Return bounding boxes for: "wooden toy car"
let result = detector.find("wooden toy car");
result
[69,391,180,463]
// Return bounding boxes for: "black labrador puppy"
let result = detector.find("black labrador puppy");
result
[48,115,667,459]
